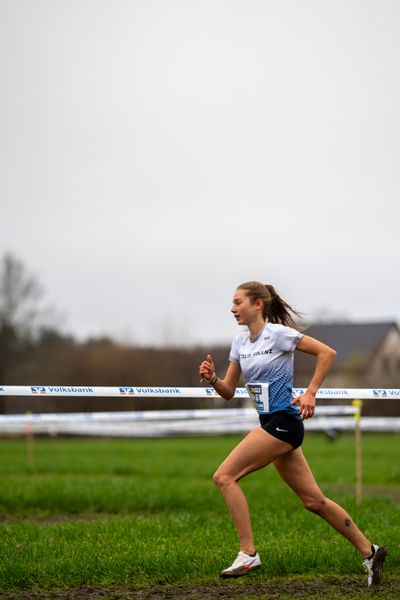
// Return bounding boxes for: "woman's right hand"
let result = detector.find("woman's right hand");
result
[199,354,215,382]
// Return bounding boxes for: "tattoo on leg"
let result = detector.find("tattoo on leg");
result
[344,518,352,527]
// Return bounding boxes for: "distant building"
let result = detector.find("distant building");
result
[294,321,400,389]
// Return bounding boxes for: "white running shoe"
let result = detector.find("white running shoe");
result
[220,551,262,578]
[362,544,387,586]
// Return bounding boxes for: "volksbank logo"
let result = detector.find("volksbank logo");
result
[292,388,350,397]
[48,387,94,393]
[134,388,180,394]
[31,386,94,394]
[372,389,400,398]
[205,388,219,396]
[319,389,349,396]
[119,387,135,395]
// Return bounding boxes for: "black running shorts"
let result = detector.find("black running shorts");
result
[259,411,304,450]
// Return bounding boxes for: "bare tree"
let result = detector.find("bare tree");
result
[0,253,60,395]
[0,253,44,335]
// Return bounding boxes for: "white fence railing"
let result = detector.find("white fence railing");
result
[0,385,399,399]
[0,405,369,437]
[1,412,399,436]
[0,386,399,436]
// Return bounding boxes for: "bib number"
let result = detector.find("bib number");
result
[246,382,270,414]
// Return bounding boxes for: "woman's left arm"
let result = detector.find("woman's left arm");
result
[291,335,337,420]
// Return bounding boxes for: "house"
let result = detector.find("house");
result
[294,321,400,389]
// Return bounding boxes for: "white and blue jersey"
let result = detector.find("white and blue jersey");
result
[229,322,303,419]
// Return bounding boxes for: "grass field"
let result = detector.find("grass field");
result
[0,432,399,599]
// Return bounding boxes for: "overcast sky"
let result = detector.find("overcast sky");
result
[1,1,399,346]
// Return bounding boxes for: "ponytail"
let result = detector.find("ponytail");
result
[238,281,302,329]
[264,284,301,328]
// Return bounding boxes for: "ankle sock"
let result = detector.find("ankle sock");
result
[366,545,376,560]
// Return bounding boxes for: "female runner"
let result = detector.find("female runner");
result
[199,281,386,586]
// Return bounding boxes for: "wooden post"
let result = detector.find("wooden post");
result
[352,399,363,505]
[26,410,34,472]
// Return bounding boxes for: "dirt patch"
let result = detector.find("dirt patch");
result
[2,576,400,600]
[325,483,400,505]
[0,513,115,524]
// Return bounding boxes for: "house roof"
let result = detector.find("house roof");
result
[296,321,399,370]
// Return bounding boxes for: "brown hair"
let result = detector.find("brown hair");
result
[237,281,302,329]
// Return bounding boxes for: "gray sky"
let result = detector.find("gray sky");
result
[1,0,399,346]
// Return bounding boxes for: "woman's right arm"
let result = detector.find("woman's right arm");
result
[199,355,242,401]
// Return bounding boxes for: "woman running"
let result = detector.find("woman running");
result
[199,281,386,587]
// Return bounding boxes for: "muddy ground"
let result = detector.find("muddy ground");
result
[2,576,400,600]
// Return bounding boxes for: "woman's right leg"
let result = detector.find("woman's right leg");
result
[213,427,292,554]
[273,447,373,556]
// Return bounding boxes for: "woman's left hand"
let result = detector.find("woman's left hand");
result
[290,391,316,420]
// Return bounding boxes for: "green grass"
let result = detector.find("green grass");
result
[0,433,399,595]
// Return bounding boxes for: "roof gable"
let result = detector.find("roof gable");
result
[299,321,399,368]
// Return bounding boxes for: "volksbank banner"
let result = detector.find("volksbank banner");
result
[0,386,399,399]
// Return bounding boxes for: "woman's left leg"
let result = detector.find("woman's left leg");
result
[213,427,292,554]
[273,448,372,557]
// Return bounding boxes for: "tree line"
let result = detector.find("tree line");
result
[0,253,236,413]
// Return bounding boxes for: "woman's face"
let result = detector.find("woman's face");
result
[231,288,263,326]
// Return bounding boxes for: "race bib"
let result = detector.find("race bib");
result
[246,382,270,414]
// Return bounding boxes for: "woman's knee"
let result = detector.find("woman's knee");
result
[302,494,328,514]
[212,469,234,489]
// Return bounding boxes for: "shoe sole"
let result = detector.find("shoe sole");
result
[371,545,387,586]
[220,564,261,578]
